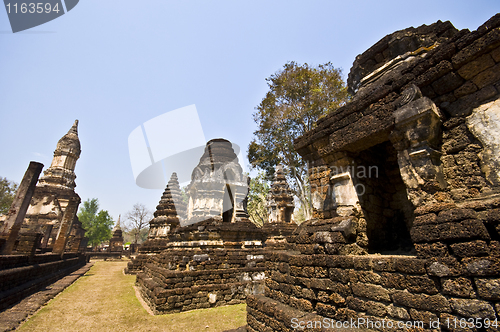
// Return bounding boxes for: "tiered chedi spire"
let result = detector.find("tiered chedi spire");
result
[109,215,124,252]
[112,214,122,232]
[267,165,294,223]
[148,173,186,239]
[38,120,81,190]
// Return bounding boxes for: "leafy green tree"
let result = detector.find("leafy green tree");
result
[248,61,350,221]
[247,171,270,226]
[77,198,114,247]
[0,177,18,215]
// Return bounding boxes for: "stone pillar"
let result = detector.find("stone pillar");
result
[52,197,80,255]
[0,161,44,255]
[40,224,53,249]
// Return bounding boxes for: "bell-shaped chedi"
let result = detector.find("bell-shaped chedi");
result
[267,165,294,223]
[148,172,185,239]
[38,120,81,191]
[186,139,248,224]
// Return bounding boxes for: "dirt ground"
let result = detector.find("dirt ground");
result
[17,260,247,332]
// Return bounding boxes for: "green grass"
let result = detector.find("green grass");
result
[18,260,246,332]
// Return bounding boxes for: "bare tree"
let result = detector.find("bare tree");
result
[124,203,152,244]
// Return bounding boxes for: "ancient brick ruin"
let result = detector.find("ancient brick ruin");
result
[130,139,274,314]
[109,216,124,253]
[0,121,88,311]
[148,172,184,240]
[246,14,500,331]
[267,165,295,224]
[21,120,86,255]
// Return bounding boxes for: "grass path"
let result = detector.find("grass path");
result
[18,260,246,332]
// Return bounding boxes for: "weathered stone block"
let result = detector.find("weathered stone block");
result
[450,240,490,258]
[387,304,410,320]
[475,278,500,300]
[363,301,386,318]
[463,257,500,276]
[326,255,354,268]
[350,270,381,284]
[414,213,439,226]
[327,292,345,306]
[472,62,500,89]
[490,241,500,257]
[415,60,453,86]
[315,302,336,319]
[394,257,427,274]
[324,243,340,255]
[458,53,496,80]
[351,283,390,302]
[352,256,373,270]
[309,278,336,291]
[415,242,449,258]
[411,219,490,243]
[427,257,464,277]
[328,268,351,284]
[450,298,496,319]
[491,45,500,62]
[288,296,313,312]
[301,288,316,300]
[409,308,438,328]
[432,72,465,95]
[346,296,365,312]
[443,85,498,117]
[454,80,479,99]
[392,290,451,313]
[442,277,476,298]
[452,27,500,69]
[405,275,439,294]
[371,257,395,272]
[438,208,477,223]
[293,244,316,255]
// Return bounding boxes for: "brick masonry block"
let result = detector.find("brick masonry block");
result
[426,257,464,277]
[475,278,500,300]
[411,219,490,243]
[351,282,390,302]
[463,257,500,276]
[415,242,449,259]
[450,240,490,258]
[457,53,496,80]
[392,290,451,313]
[442,277,477,298]
[449,298,496,319]
[452,27,500,68]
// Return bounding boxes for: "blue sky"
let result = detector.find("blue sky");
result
[1,0,499,225]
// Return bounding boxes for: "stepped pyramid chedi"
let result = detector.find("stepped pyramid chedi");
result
[148,172,186,239]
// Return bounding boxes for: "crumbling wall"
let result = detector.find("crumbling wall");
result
[248,198,500,331]
[0,253,87,311]
[133,218,277,314]
[247,14,500,332]
[138,247,266,314]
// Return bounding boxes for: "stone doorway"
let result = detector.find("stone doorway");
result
[355,141,415,254]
